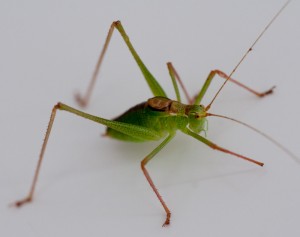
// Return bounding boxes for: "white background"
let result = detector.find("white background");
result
[1,0,300,236]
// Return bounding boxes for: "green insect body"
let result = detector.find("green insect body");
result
[14,2,295,227]
[106,97,207,142]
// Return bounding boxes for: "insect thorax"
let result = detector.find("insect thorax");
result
[106,97,207,142]
[147,97,208,134]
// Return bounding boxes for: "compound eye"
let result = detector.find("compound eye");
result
[190,112,200,119]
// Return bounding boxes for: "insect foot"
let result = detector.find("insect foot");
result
[11,196,32,208]
[259,85,276,97]
[162,213,171,227]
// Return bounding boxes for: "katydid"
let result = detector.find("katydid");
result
[13,1,297,227]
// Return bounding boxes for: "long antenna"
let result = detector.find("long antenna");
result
[206,112,299,164]
[206,0,291,111]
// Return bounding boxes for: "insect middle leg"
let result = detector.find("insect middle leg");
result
[141,133,175,226]
[167,62,193,104]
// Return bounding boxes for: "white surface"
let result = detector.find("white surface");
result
[1,0,300,236]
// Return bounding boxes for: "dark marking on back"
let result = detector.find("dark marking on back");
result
[113,101,146,121]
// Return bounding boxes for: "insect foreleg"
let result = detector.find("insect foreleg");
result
[141,133,175,227]
[183,128,264,166]
[193,69,275,106]
[76,21,166,107]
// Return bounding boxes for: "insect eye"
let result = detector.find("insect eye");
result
[190,112,200,119]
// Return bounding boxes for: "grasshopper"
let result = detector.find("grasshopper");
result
[14,1,296,226]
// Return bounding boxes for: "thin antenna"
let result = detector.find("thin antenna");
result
[206,0,291,111]
[206,112,299,164]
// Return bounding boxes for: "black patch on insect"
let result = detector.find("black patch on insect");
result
[112,101,147,121]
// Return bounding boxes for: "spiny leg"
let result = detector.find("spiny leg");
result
[14,102,161,207]
[75,22,114,107]
[14,104,59,206]
[214,70,275,97]
[167,62,193,104]
[141,133,175,227]
[193,69,275,106]
[76,21,166,107]
[183,128,264,167]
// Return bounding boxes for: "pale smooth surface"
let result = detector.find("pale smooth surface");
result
[1,1,300,236]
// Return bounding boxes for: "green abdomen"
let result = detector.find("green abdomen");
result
[106,101,186,142]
